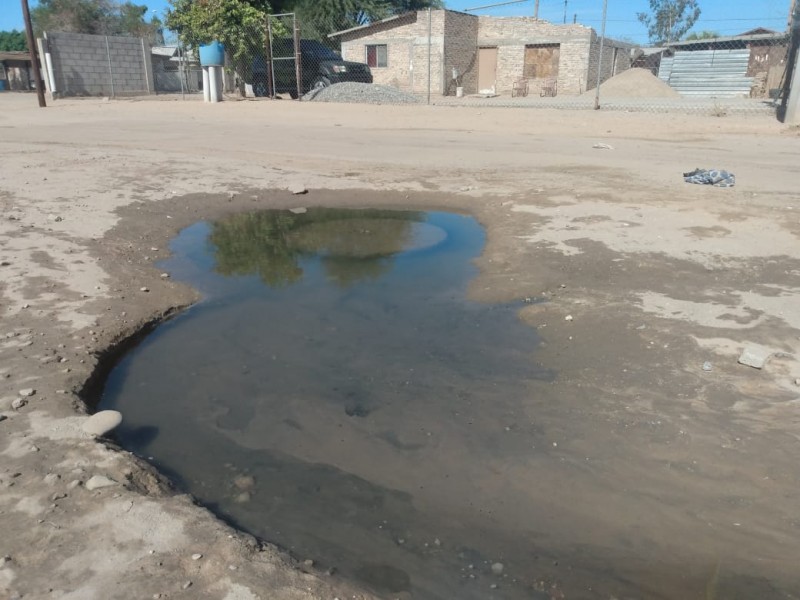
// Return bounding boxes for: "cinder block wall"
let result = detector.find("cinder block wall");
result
[478,17,593,96]
[340,11,445,94]
[586,34,633,91]
[443,11,478,95]
[47,32,153,97]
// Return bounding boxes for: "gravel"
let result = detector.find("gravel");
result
[303,82,420,105]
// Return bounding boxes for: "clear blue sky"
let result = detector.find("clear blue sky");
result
[2,0,793,44]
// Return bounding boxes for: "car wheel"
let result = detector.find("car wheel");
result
[253,80,268,97]
[311,76,331,90]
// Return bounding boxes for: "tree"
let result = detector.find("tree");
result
[31,0,163,43]
[685,29,719,40]
[636,0,701,45]
[0,30,28,51]
[292,0,443,44]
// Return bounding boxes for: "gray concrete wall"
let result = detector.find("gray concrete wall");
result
[46,31,153,97]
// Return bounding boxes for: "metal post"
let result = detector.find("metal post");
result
[534,0,539,18]
[21,0,46,106]
[593,0,608,110]
[563,0,568,24]
[427,7,432,105]
[293,15,303,100]
[105,36,116,98]
[266,16,276,98]
[141,38,151,94]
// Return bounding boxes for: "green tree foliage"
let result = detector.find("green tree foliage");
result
[210,208,424,289]
[31,0,162,43]
[0,30,28,52]
[636,0,701,45]
[291,0,442,44]
[684,30,719,40]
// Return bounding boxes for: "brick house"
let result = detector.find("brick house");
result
[330,9,632,97]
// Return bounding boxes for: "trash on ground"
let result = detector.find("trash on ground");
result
[592,143,614,150]
[683,168,735,187]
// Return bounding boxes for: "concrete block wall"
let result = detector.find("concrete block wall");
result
[586,34,633,91]
[47,31,153,97]
[478,17,593,96]
[340,11,444,94]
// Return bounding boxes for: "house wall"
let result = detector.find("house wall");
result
[586,33,633,91]
[340,11,446,95]
[338,10,629,97]
[443,11,479,95]
[46,31,154,96]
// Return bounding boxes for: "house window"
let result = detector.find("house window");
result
[366,44,388,68]
[523,43,560,79]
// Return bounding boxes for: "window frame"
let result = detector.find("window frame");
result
[365,44,388,68]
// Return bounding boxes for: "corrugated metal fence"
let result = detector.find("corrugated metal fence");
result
[658,49,753,97]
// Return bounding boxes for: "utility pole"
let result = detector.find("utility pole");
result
[563,0,568,24]
[594,0,608,110]
[534,0,539,19]
[21,0,46,107]
[783,0,800,123]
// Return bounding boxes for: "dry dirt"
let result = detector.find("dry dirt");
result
[1,93,799,600]
[581,67,681,98]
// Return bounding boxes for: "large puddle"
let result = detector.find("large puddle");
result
[100,209,557,598]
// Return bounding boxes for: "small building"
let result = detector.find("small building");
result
[657,29,789,98]
[151,46,201,93]
[329,9,632,97]
[0,51,34,91]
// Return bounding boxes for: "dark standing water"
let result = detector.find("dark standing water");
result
[101,209,556,599]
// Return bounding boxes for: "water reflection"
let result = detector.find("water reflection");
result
[210,208,427,288]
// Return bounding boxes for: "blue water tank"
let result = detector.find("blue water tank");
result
[199,41,225,67]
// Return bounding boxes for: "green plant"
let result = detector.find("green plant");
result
[637,0,701,45]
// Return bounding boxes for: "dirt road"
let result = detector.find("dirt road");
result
[1,93,799,599]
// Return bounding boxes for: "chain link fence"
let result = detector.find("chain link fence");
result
[35,4,796,116]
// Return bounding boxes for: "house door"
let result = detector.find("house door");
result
[478,47,498,93]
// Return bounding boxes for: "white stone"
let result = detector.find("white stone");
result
[85,475,117,490]
[288,184,307,195]
[289,207,307,214]
[738,346,771,369]
[491,562,504,575]
[18,388,35,397]
[191,553,203,561]
[11,398,27,410]
[82,410,123,437]
[564,315,573,321]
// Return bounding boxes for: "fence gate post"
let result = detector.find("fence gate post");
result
[105,36,115,98]
[293,14,302,100]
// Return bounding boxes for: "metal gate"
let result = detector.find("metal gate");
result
[264,13,302,100]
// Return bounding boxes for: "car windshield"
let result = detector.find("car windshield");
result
[300,41,340,60]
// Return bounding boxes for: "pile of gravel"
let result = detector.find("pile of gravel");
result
[302,82,420,104]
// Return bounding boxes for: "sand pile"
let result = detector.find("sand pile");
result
[584,67,680,98]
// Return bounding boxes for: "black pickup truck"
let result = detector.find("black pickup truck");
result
[252,39,373,98]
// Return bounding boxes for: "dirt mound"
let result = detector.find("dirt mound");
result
[584,67,680,98]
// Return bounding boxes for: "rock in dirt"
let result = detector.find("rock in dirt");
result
[82,410,123,437]
[191,553,203,561]
[85,475,117,490]
[11,398,27,410]
[43,473,61,486]
[491,562,504,575]
[233,475,255,490]
[288,184,308,195]
[19,388,36,397]
[289,207,308,214]
[702,361,712,372]
[0,415,7,423]
[738,346,771,369]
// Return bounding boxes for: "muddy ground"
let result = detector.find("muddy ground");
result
[1,93,799,600]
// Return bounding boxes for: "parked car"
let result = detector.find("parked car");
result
[252,39,372,98]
